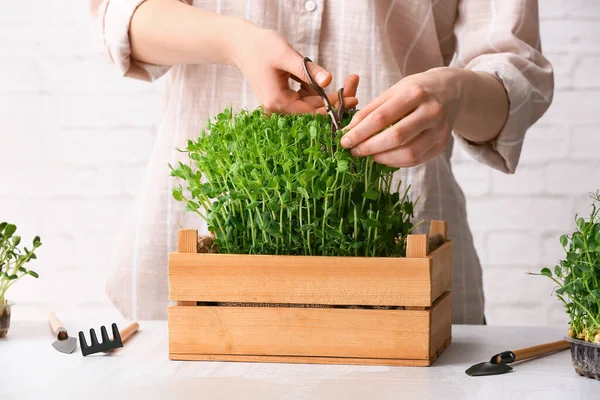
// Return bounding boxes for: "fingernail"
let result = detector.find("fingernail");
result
[351,147,361,157]
[315,72,328,85]
[341,136,351,148]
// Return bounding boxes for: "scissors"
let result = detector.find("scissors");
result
[302,57,351,141]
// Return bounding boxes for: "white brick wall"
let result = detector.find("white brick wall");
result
[1,1,599,326]
[453,1,600,325]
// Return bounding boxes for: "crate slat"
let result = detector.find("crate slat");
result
[430,241,453,304]
[169,291,451,363]
[169,245,454,306]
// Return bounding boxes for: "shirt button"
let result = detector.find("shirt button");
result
[304,1,317,12]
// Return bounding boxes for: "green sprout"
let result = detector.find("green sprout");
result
[532,191,600,343]
[169,107,419,257]
[0,222,42,304]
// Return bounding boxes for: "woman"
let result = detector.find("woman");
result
[90,0,553,324]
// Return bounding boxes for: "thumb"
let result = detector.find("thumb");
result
[279,52,331,88]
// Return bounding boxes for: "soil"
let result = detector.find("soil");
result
[0,306,11,338]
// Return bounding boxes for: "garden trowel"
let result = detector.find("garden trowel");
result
[466,339,570,376]
[48,312,77,354]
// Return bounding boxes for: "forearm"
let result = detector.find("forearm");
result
[452,68,509,144]
[129,0,247,66]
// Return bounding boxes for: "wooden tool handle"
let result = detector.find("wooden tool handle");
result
[512,340,571,362]
[48,312,68,339]
[120,322,139,344]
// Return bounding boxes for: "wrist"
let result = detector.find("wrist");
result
[226,18,262,67]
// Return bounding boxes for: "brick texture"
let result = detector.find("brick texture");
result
[2,1,599,326]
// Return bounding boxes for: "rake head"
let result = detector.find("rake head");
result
[78,323,123,356]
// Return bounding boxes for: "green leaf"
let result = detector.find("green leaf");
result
[172,187,183,201]
[3,224,16,238]
[336,160,349,173]
[27,271,39,278]
[362,190,379,200]
[576,217,585,231]
[540,267,552,277]
[364,219,380,228]
[573,236,585,250]
[554,265,562,277]
[297,187,309,198]
[560,234,568,248]
[12,236,21,246]
[185,201,200,211]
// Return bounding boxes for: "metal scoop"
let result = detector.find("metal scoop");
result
[466,339,571,376]
[48,312,77,354]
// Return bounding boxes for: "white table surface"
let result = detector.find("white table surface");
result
[1,313,599,400]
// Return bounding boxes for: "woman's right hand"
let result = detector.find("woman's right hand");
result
[229,21,359,115]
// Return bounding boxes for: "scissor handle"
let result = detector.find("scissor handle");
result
[302,57,343,132]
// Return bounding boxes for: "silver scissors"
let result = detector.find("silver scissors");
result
[302,57,350,136]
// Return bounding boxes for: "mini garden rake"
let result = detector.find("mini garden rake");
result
[78,323,123,356]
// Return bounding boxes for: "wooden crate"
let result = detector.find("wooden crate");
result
[168,220,453,366]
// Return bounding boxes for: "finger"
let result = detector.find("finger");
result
[302,95,328,109]
[371,128,440,167]
[389,142,446,168]
[266,88,316,115]
[315,97,359,115]
[341,93,421,149]
[350,107,437,157]
[279,53,332,88]
[343,88,394,131]
[342,74,360,98]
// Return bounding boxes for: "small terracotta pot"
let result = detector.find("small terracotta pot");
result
[0,301,14,338]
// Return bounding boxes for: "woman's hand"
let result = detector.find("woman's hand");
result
[230,23,359,115]
[340,67,509,168]
[339,67,463,168]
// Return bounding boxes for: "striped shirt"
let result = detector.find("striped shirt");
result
[90,0,553,324]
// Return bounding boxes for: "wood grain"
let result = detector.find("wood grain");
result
[169,253,435,306]
[430,241,453,303]
[429,291,452,358]
[168,353,434,366]
[168,305,432,360]
[429,220,448,241]
[120,322,140,343]
[510,340,570,362]
[176,229,199,306]
[407,234,429,258]
[177,230,198,253]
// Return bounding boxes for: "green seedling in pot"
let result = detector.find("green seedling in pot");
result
[0,222,42,305]
[532,191,600,344]
[170,107,420,257]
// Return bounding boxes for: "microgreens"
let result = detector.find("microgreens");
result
[170,107,418,257]
[532,191,600,343]
[0,222,42,304]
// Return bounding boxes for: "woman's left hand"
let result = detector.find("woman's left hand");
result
[340,67,463,168]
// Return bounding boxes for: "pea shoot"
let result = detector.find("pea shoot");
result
[533,191,600,344]
[170,107,418,257]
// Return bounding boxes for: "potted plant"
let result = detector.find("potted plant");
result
[535,191,600,380]
[165,108,454,366]
[0,222,42,337]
